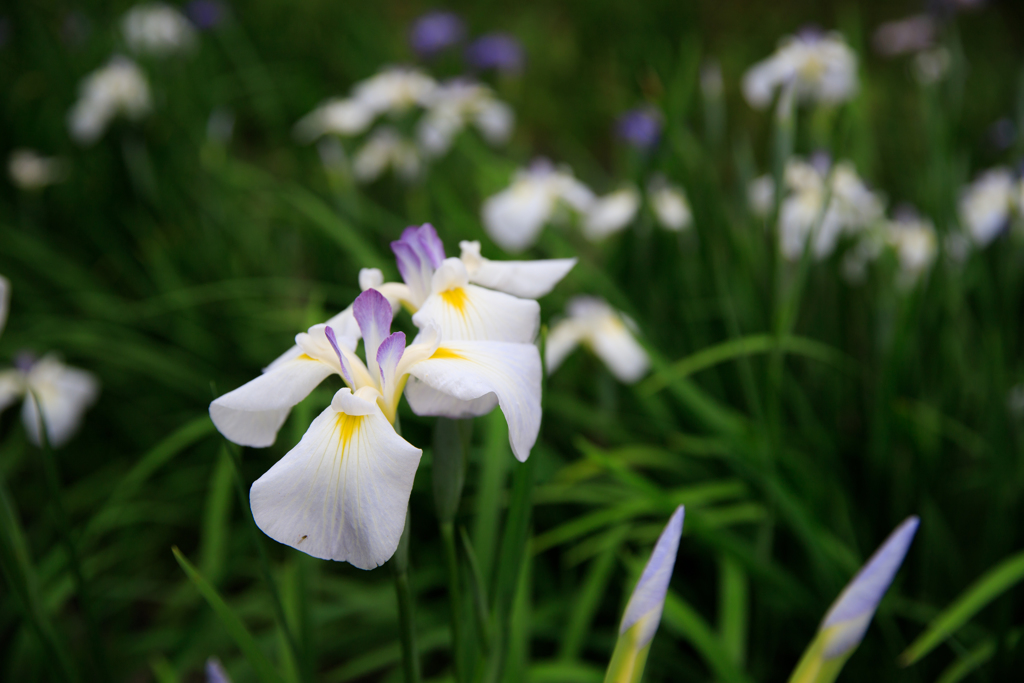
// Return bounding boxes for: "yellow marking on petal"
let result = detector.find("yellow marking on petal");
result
[430,347,466,361]
[334,414,363,451]
[296,353,315,361]
[441,287,469,316]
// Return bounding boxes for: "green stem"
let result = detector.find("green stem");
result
[441,521,465,682]
[393,514,422,683]
[31,395,109,681]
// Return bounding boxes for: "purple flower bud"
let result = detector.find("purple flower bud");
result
[465,33,525,73]
[616,108,662,150]
[409,11,465,58]
[186,0,228,30]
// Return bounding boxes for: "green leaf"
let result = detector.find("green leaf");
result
[640,334,852,396]
[283,188,390,272]
[900,549,1024,665]
[172,546,285,683]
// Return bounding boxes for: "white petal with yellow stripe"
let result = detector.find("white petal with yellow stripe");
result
[250,387,422,570]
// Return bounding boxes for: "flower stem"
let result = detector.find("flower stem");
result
[393,513,422,683]
[440,521,465,682]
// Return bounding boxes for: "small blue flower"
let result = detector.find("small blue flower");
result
[465,33,525,73]
[186,0,228,31]
[616,108,662,150]
[409,11,465,58]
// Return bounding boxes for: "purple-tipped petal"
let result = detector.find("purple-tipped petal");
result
[391,223,447,304]
[376,331,406,389]
[620,505,685,647]
[409,11,465,58]
[465,33,525,72]
[353,288,395,378]
[820,516,920,658]
[324,326,353,384]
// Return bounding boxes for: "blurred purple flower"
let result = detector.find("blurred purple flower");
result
[872,15,935,57]
[186,0,228,30]
[465,33,524,73]
[409,11,465,58]
[616,108,662,150]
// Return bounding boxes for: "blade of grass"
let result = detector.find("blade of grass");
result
[172,546,285,683]
[900,549,1024,665]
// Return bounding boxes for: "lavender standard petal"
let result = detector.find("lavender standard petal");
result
[409,223,446,268]
[353,289,394,351]
[616,108,661,150]
[376,331,406,384]
[391,239,426,291]
[619,506,685,646]
[410,11,465,58]
[465,33,525,72]
[392,224,446,299]
[324,326,353,383]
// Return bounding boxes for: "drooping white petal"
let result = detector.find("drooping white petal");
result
[404,340,541,462]
[649,184,692,232]
[249,387,422,569]
[819,516,920,659]
[551,297,650,383]
[482,179,556,253]
[620,506,685,647]
[412,258,540,343]
[459,240,576,299]
[582,188,641,241]
[590,320,650,384]
[0,274,9,338]
[294,98,375,142]
[403,379,499,417]
[210,356,337,448]
[474,100,514,145]
[21,356,99,448]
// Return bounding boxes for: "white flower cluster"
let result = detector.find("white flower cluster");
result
[68,57,152,145]
[122,2,196,56]
[957,168,1024,247]
[295,68,515,183]
[481,160,692,253]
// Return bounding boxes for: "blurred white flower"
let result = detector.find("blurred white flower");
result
[884,214,938,285]
[742,31,858,110]
[482,159,595,252]
[648,177,692,232]
[0,275,9,338]
[583,187,641,241]
[418,80,514,157]
[546,297,650,383]
[777,158,884,261]
[353,66,438,116]
[352,127,421,183]
[8,149,67,190]
[294,97,376,142]
[0,354,99,448]
[748,175,776,217]
[912,47,951,85]
[122,3,196,56]
[958,168,1017,246]
[68,57,151,145]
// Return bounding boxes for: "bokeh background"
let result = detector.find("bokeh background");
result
[3,1,1024,681]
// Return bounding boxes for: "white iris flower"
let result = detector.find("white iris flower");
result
[8,150,68,191]
[958,168,1019,247]
[885,215,938,286]
[482,159,596,252]
[546,297,650,384]
[221,287,541,569]
[775,158,884,261]
[583,187,642,241]
[647,176,692,232]
[68,57,152,145]
[743,31,858,110]
[0,277,99,448]
[122,3,196,56]
[417,80,514,157]
[352,127,422,183]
